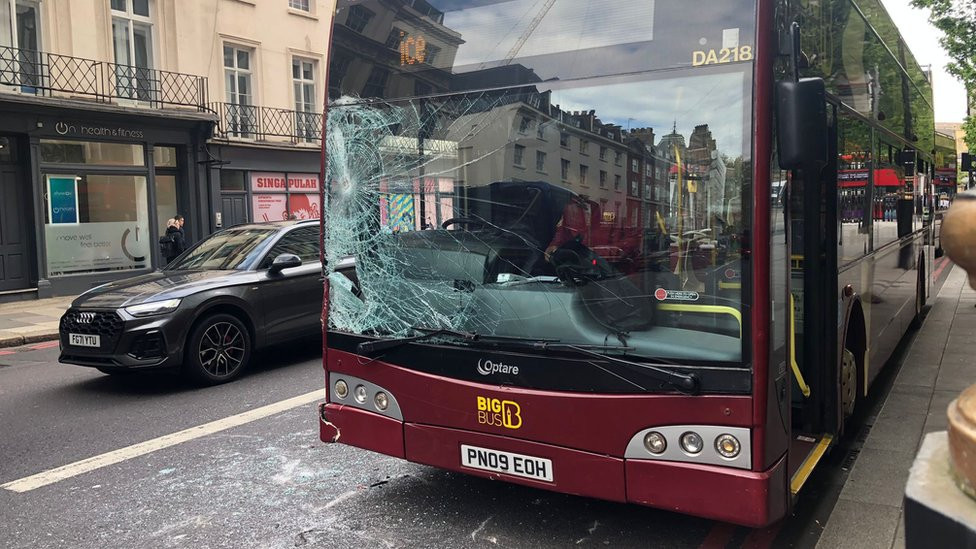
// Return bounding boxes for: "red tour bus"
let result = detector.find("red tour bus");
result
[317,0,937,526]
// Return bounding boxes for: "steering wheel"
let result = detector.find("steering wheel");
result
[441,217,487,230]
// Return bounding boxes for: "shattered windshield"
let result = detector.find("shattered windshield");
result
[325,0,755,363]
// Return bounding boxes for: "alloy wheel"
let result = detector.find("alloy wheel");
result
[198,322,246,378]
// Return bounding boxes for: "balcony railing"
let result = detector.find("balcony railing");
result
[212,102,323,143]
[0,45,208,110]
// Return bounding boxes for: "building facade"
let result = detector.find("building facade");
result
[0,0,333,300]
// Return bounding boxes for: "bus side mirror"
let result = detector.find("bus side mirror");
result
[776,78,828,171]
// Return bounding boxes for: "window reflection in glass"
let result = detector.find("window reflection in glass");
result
[154,146,177,167]
[837,111,872,264]
[40,140,144,166]
[155,174,177,236]
[171,228,274,271]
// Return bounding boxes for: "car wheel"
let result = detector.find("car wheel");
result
[184,313,251,385]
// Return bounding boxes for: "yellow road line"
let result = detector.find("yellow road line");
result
[1,389,323,493]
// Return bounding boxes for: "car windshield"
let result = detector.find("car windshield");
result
[169,228,276,271]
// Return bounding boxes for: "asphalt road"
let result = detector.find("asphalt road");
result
[0,327,917,549]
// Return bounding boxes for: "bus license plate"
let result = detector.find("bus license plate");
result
[69,333,100,348]
[460,444,553,482]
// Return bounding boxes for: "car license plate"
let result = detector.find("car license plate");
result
[460,444,553,482]
[69,333,100,348]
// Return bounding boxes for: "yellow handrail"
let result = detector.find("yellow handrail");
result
[790,293,811,398]
[657,303,742,338]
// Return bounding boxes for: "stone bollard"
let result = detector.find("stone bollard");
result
[904,189,976,547]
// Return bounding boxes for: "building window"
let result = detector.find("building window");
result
[40,139,155,276]
[0,0,42,88]
[536,122,545,140]
[414,79,432,96]
[579,165,588,185]
[630,180,639,196]
[600,170,607,187]
[111,0,154,102]
[362,66,389,97]
[631,158,639,171]
[579,140,588,155]
[536,151,546,172]
[599,146,607,161]
[614,174,621,190]
[292,58,317,141]
[513,144,525,166]
[518,116,532,134]
[424,44,441,66]
[224,45,255,138]
[386,27,406,49]
[345,4,374,33]
[288,0,310,11]
[560,132,569,148]
[328,52,351,98]
[561,159,570,180]
[153,146,177,167]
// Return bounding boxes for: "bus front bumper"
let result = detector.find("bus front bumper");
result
[319,402,789,527]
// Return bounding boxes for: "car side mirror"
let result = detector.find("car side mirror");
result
[776,78,828,171]
[269,253,302,273]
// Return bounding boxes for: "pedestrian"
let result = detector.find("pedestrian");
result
[159,214,187,266]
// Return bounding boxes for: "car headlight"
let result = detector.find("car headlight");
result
[124,299,181,317]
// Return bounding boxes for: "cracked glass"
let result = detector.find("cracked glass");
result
[324,0,756,363]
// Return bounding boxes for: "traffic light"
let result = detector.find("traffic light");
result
[963,152,975,172]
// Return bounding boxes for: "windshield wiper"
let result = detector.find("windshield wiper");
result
[531,342,701,395]
[356,326,555,355]
[356,328,699,395]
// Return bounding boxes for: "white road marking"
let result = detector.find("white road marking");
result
[1,389,323,493]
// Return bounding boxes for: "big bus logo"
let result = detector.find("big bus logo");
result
[476,396,522,429]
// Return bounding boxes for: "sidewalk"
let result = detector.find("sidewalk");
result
[816,264,976,549]
[0,296,74,348]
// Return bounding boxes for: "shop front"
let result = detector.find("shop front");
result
[0,100,213,299]
[208,144,322,229]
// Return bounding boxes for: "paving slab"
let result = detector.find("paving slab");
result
[880,385,934,415]
[893,362,939,389]
[815,499,901,549]
[922,411,947,434]
[0,297,70,348]
[862,411,927,452]
[935,362,976,392]
[840,448,917,507]
[892,513,905,549]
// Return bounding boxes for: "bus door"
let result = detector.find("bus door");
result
[785,100,842,493]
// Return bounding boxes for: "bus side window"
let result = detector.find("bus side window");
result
[836,112,872,264]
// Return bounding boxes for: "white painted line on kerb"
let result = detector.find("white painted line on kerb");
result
[2,389,323,493]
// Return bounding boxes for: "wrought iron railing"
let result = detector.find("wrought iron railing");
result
[212,102,323,143]
[0,45,208,110]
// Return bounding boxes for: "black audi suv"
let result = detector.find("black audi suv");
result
[59,220,323,384]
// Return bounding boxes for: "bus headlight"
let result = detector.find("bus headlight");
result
[643,431,667,454]
[354,384,368,403]
[679,431,704,455]
[715,434,741,459]
[374,391,389,411]
[334,379,348,399]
